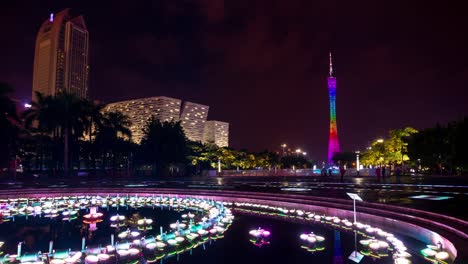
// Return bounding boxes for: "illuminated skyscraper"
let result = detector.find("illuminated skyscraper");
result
[32,9,89,101]
[180,102,209,142]
[327,52,340,163]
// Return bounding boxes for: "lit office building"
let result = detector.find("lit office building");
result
[103,96,181,143]
[180,102,209,142]
[203,121,229,147]
[32,9,89,100]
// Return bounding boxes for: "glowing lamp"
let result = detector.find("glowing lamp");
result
[369,242,380,250]
[155,242,166,248]
[435,251,449,260]
[146,243,157,250]
[394,258,410,264]
[97,254,109,261]
[128,248,139,255]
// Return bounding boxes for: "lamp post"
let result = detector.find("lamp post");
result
[347,193,364,263]
[355,151,360,176]
[281,144,287,156]
[295,149,301,157]
[346,193,363,224]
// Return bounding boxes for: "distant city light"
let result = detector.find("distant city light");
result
[24,103,32,108]
[50,13,54,22]
[377,139,384,143]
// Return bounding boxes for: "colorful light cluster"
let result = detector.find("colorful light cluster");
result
[249,228,271,247]
[327,52,340,163]
[233,202,415,263]
[299,232,325,252]
[0,195,234,264]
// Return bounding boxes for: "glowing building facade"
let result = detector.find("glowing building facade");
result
[327,52,340,163]
[203,121,229,147]
[103,96,181,143]
[104,96,228,145]
[32,9,89,100]
[180,102,209,142]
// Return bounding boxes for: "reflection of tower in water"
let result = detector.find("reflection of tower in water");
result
[333,230,344,264]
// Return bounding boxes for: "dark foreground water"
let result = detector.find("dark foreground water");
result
[0,206,428,264]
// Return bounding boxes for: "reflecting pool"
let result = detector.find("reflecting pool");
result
[0,195,451,264]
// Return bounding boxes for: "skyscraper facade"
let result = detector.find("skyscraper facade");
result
[327,52,340,163]
[180,102,209,142]
[103,96,182,143]
[32,9,89,101]
[203,121,229,147]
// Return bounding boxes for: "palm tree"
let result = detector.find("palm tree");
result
[23,91,90,176]
[94,111,132,175]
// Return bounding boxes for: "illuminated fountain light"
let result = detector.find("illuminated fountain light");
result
[137,218,153,225]
[169,222,186,230]
[299,232,325,252]
[435,251,449,260]
[97,254,110,261]
[50,259,66,264]
[167,239,177,246]
[249,228,271,238]
[186,233,199,241]
[146,243,157,250]
[394,258,411,264]
[197,229,209,236]
[128,248,140,255]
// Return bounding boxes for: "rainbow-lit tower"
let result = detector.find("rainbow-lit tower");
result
[327,52,340,163]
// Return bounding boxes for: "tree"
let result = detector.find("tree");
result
[92,111,133,175]
[0,83,20,169]
[23,91,92,176]
[361,127,418,167]
[407,119,468,174]
[139,118,188,176]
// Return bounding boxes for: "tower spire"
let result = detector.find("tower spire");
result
[329,51,333,77]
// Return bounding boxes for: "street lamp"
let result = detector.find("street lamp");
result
[295,149,301,157]
[281,144,287,156]
[302,152,307,156]
[355,151,360,176]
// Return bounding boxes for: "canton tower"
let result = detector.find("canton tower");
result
[327,52,340,163]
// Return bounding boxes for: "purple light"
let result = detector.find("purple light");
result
[50,13,54,22]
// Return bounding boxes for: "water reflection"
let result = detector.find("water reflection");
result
[333,230,344,264]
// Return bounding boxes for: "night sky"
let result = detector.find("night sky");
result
[1,0,467,161]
